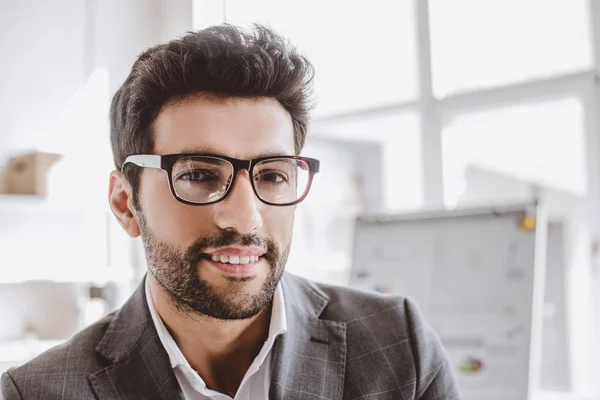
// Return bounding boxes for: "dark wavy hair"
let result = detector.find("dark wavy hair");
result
[109,24,315,202]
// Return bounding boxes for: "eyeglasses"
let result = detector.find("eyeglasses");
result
[122,153,320,206]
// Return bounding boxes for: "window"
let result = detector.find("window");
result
[429,0,593,97]
[225,0,419,116]
[442,97,586,207]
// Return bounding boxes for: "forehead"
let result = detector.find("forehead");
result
[152,96,296,158]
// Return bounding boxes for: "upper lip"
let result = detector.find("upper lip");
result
[204,246,266,257]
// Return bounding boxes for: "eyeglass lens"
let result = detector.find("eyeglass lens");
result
[171,156,311,205]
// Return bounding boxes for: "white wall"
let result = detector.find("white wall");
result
[0,0,87,160]
[91,0,192,94]
[0,0,193,298]
[0,0,192,163]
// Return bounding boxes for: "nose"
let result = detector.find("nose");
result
[213,170,264,234]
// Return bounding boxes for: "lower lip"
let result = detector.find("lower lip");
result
[205,258,261,276]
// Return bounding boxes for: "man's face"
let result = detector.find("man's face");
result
[137,97,296,320]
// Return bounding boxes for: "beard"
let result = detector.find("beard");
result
[138,213,289,320]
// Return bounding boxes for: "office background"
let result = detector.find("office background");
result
[0,1,599,399]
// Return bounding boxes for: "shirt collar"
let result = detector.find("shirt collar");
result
[145,276,287,371]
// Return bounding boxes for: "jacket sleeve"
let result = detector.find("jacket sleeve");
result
[403,297,462,399]
[1,372,22,400]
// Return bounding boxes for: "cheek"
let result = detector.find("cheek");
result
[139,172,213,244]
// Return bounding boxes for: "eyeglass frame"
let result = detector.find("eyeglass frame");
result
[122,153,320,207]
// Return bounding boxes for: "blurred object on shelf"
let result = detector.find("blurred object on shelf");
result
[5,152,63,196]
[0,167,7,194]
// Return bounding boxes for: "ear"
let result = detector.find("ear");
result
[108,170,141,238]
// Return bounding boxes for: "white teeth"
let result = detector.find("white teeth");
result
[239,256,250,264]
[210,255,261,264]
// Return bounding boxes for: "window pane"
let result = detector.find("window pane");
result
[225,0,419,116]
[442,97,586,207]
[430,0,593,97]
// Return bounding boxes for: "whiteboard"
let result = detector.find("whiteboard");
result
[349,203,547,400]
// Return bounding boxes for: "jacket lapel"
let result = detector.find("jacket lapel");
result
[89,278,184,400]
[270,273,347,400]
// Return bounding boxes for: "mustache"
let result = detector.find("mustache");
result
[185,230,274,263]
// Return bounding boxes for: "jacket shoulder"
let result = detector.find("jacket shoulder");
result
[308,278,416,326]
[300,277,461,398]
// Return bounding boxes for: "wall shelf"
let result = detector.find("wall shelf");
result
[0,194,47,208]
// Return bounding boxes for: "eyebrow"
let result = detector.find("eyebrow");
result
[175,148,292,158]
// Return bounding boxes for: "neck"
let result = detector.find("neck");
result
[148,274,272,395]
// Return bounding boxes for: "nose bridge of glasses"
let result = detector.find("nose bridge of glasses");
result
[226,158,252,188]
[230,158,253,173]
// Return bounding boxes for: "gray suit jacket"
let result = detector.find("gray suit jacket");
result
[1,273,461,399]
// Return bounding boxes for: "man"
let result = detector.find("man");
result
[1,24,461,399]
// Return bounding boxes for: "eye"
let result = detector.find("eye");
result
[256,170,288,184]
[176,169,219,183]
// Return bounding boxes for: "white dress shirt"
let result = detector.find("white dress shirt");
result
[145,279,287,400]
